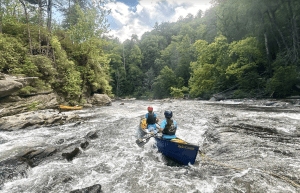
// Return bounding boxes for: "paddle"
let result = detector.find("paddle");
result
[135,133,155,147]
[136,123,161,147]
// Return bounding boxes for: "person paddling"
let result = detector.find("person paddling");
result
[145,107,159,134]
[159,110,177,139]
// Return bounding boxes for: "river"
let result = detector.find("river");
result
[0,99,299,193]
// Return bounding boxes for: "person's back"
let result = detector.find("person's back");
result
[145,107,159,133]
[160,110,177,139]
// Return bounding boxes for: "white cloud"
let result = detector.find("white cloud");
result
[108,19,152,42]
[106,0,212,42]
[106,2,134,25]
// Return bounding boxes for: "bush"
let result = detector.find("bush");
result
[266,66,298,98]
[170,87,184,98]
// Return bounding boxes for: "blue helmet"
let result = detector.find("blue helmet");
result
[164,110,172,119]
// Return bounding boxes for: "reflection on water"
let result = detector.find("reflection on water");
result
[0,100,299,193]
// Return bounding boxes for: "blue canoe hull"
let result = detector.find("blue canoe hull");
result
[155,137,199,165]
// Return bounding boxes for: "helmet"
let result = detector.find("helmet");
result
[164,110,172,119]
[148,107,153,111]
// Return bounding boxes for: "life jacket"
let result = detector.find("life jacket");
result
[163,118,176,136]
[146,112,156,125]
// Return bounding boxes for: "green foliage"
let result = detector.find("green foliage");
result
[189,35,231,97]
[153,66,177,98]
[0,34,26,73]
[26,101,41,111]
[170,87,184,98]
[77,37,112,95]
[68,4,102,43]
[181,86,189,94]
[189,63,216,97]
[18,86,37,95]
[266,66,298,98]
[50,36,82,99]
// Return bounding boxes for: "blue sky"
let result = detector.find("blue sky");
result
[105,0,212,42]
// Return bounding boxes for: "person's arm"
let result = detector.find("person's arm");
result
[160,120,166,132]
[154,114,159,123]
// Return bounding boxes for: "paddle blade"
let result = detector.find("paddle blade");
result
[136,134,154,147]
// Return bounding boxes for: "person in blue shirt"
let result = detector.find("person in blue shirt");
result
[145,107,159,134]
[159,110,177,139]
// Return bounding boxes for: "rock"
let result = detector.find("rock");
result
[91,94,112,106]
[0,110,81,131]
[0,80,23,98]
[86,131,98,139]
[83,104,93,108]
[1,96,22,103]
[57,139,65,144]
[0,93,59,117]
[70,184,102,193]
[209,97,217,101]
[62,148,80,161]
[80,141,89,149]
[120,102,124,105]
[0,157,32,187]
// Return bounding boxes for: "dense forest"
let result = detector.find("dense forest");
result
[0,0,300,103]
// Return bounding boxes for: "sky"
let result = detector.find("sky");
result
[105,0,213,42]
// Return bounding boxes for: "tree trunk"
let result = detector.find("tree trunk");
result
[116,70,120,97]
[46,0,52,56]
[0,0,2,34]
[286,0,299,63]
[259,9,272,77]
[19,0,32,55]
[38,0,42,52]
[266,7,292,63]
[123,44,126,75]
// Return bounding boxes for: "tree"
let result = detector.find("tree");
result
[153,66,177,98]
[0,0,2,33]
[19,0,32,54]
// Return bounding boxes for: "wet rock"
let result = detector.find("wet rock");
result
[70,184,102,193]
[57,139,65,144]
[120,102,124,105]
[80,141,89,149]
[86,131,98,140]
[0,157,32,188]
[62,148,80,161]
[17,147,58,167]
[203,129,220,143]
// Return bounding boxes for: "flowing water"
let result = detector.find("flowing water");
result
[0,100,300,193]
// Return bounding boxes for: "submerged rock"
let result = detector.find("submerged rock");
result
[70,184,102,193]
[62,148,80,161]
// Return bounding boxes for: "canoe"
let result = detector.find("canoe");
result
[137,118,199,165]
[155,137,199,165]
[59,105,83,110]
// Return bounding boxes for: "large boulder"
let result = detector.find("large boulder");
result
[0,110,80,131]
[0,80,23,98]
[0,93,59,117]
[91,94,112,106]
